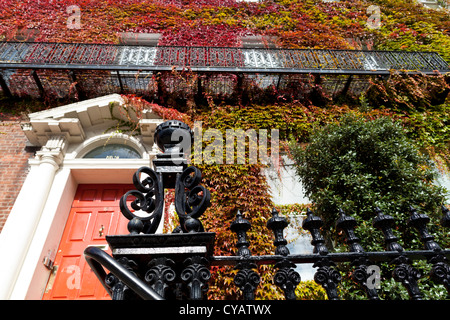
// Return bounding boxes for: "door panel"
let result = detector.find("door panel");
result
[91,210,114,241]
[49,256,80,299]
[72,184,132,208]
[42,184,134,300]
[67,211,91,242]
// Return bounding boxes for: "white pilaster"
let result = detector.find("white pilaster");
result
[0,135,67,299]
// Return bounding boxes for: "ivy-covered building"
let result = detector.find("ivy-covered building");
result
[0,0,449,300]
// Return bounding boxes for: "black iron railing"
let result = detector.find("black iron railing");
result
[84,120,450,300]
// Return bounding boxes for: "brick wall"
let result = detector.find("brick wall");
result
[0,120,35,232]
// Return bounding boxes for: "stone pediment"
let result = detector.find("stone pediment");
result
[22,94,163,147]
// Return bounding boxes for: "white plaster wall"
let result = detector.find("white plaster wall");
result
[264,156,315,280]
[264,156,309,206]
[436,170,450,201]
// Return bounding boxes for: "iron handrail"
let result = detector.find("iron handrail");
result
[84,246,164,300]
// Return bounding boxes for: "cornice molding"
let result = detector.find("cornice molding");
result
[21,94,163,148]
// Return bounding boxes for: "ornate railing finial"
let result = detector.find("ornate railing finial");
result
[230,210,252,258]
[267,208,290,256]
[373,207,404,252]
[302,208,328,255]
[408,205,441,251]
[441,205,450,228]
[336,208,364,253]
[336,209,379,300]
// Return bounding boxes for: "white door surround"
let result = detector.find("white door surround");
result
[0,94,163,299]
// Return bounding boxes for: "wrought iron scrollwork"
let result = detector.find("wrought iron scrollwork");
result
[351,263,380,299]
[313,259,342,301]
[119,166,164,235]
[433,206,450,297]
[86,118,450,301]
[234,267,261,300]
[174,166,211,233]
[430,259,450,297]
[145,258,176,299]
[119,120,210,235]
[181,256,211,300]
[273,260,301,300]
[391,255,423,300]
[105,257,140,300]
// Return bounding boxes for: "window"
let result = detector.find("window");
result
[83,144,141,159]
[118,32,161,46]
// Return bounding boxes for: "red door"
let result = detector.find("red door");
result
[42,184,134,300]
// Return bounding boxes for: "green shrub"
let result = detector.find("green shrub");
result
[290,115,448,299]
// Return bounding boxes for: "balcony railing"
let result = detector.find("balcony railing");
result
[0,41,448,73]
[0,41,448,102]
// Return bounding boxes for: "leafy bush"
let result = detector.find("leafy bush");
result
[290,115,448,299]
[295,280,327,300]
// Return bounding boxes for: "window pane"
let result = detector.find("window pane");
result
[83,144,141,159]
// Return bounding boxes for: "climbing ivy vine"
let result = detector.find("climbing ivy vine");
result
[0,0,449,299]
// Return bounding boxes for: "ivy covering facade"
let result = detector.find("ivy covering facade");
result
[0,0,449,299]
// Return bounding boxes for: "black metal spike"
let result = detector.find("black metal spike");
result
[373,207,403,252]
[302,208,328,255]
[408,205,441,251]
[441,205,450,228]
[267,208,290,256]
[230,210,252,258]
[335,208,365,253]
